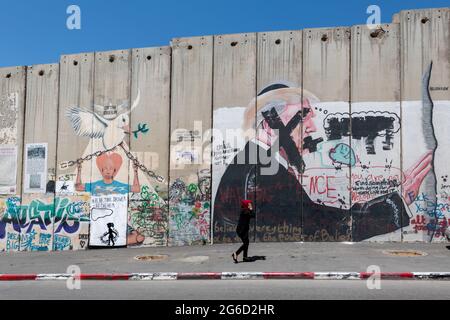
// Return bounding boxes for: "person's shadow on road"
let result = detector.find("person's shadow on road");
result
[243,256,267,262]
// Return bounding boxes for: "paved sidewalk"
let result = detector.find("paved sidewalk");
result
[0,242,449,275]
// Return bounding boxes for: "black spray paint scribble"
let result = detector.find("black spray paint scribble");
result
[260,106,325,174]
[262,107,306,173]
[323,111,401,155]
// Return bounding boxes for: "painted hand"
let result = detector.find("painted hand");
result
[402,151,433,206]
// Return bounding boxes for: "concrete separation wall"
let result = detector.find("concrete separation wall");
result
[0,7,448,252]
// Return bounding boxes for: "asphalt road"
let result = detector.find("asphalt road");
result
[2,242,450,274]
[0,280,449,300]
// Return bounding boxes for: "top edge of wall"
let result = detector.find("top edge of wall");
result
[351,23,398,30]
[171,35,213,44]
[60,52,95,58]
[214,32,257,38]
[0,65,27,72]
[27,63,58,69]
[132,46,172,58]
[303,26,350,32]
[257,29,302,35]
[132,45,171,51]
[94,48,132,55]
[399,7,449,15]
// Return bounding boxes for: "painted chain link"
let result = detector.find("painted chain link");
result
[61,143,165,183]
[117,144,165,183]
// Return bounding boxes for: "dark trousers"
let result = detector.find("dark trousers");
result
[236,232,249,258]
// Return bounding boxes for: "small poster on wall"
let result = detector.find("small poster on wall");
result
[89,194,128,247]
[24,143,48,194]
[0,145,17,194]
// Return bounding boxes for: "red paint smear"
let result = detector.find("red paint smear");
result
[77,274,131,280]
[263,272,315,279]
[0,274,37,281]
[360,273,414,279]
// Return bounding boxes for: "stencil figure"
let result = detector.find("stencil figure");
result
[101,223,118,246]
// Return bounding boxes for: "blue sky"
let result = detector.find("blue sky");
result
[0,0,448,67]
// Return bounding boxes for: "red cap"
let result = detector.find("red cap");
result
[241,200,253,209]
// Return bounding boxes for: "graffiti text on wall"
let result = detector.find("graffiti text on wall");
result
[0,196,90,251]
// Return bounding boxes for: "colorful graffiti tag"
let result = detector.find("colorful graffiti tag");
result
[0,196,90,251]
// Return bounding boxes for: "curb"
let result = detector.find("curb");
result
[1,272,450,281]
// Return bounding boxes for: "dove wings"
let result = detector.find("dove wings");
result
[66,90,141,140]
[66,107,109,139]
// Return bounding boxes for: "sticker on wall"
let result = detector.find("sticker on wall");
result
[88,194,128,247]
[56,181,75,195]
[0,146,17,194]
[24,143,48,194]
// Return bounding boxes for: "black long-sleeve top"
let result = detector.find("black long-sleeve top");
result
[236,209,255,235]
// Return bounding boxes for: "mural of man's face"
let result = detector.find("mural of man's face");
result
[264,98,318,156]
[286,100,317,155]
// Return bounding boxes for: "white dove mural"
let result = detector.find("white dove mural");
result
[66,91,141,150]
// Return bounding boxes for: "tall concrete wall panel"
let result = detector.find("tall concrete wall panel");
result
[169,37,213,246]
[255,31,303,242]
[55,53,95,251]
[128,46,171,247]
[89,49,131,248]
[350,24,403,242]
[212,33,257,244]
[0,66,26,252]
[302,27,351,242]
[401,8,450,242]
[21,63,59,251]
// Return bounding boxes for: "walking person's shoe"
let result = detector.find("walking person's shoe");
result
[232,253,239,264]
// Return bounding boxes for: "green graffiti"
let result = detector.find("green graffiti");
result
[188,184,198,193]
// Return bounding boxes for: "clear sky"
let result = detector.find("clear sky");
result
[0,0,448,67]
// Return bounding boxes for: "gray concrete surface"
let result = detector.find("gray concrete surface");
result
[0,280,449,300]
[0,242,449,274]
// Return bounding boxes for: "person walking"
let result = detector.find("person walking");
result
[232,200,255,263]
